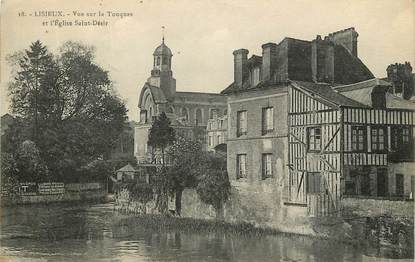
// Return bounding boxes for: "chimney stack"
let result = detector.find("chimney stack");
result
[233,49,249,86]
[327,27,358,57]
[311,36,334,83]
[261,43,277,81]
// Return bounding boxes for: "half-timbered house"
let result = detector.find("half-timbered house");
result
[287,80,415,216]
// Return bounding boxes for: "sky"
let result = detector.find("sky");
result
[1,0,414,121]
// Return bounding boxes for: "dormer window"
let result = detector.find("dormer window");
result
[251,67,261,86]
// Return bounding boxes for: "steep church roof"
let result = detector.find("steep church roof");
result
[138,83,167,108]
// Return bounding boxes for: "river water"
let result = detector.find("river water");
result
[0,203,410,261]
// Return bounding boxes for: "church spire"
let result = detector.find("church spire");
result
[162,26,165,44]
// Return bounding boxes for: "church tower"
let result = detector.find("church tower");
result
[147,37,176,101]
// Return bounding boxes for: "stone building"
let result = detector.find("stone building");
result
[206,115,227,151]
[202,28,415,230]
[135,38,227,163]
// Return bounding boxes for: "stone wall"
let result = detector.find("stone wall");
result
[1,183,107,206]
[182,186,414,249]
[341,197,414,219]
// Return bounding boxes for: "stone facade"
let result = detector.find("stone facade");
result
[206,115,227,151]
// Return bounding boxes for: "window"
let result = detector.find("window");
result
[391,126,413,159]
[208,135,213,147]
[149,107,153,119]
[156,57,160,66]
[308,126,321,151]
[371,126,386,152]
[219,120,224,129]
[181,108,188,121]
[237,154,247,179]
[141,110,148,124]
[307,172,321,194]
[195,108,202,126]
[217,135,222,144]
[209,109,218,119]
[262,107,274,135]
[396,174,404,197]
[251,67,261,86]
[351,126,366,151]
[162,56,168,65]
[237,111,247,137]
[262,153,272,179]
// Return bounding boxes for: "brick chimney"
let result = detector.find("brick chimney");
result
[326,27,358,57]
[233,49,249,86]
[311,35,334,83]
[261,43,277,82]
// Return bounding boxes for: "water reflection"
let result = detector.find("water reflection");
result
[0,203,410,261]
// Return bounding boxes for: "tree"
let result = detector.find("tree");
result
[166,135,202,215]
[147,112,175,213]
[196,154,231,219]
[7,41,56,143]
[6,41,128,182]
[147,112,175,165]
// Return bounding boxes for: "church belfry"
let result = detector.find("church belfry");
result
[148,36,176,101]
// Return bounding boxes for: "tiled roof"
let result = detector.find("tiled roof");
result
[335,78,415,110]
[174,91,227,103]
[117,164,136,173]
[333,78,391,92]
[291,80,369,108]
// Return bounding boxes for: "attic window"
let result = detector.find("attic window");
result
[371,87,386,109]
[251,67,261,86]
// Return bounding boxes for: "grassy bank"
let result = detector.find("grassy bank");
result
[115,213,321,240]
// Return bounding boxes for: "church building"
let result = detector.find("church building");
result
[135,38,227,163]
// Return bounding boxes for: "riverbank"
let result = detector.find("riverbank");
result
[114,185,414,259]
[113,211,414,260]
[0,202,379,261]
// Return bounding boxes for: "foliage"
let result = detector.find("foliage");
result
[5,40,128,183]
[78,156,138,183]
[1,153,20,196]
[166,135,204,215]
[146,112,175,213]
[7,41,55,142]
[127,181,154,204]
[196,154,231,219]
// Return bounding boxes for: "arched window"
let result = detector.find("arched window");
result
[209,108,218,119]
[156,57,160,66]
[181,108,188,121]
[149,107,153,119]
[167,106,174,114]
[195,108,203,126]
[162,56,169,65]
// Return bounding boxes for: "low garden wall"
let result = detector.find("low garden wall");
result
[341,196,414,219]
[1,182,107,206]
